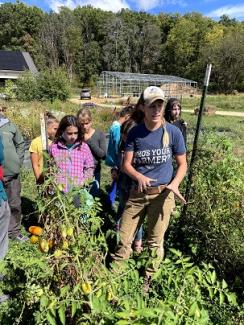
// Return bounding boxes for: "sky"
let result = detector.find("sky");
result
[1,0,244,20]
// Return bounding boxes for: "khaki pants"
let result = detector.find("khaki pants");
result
[113,189,174,276]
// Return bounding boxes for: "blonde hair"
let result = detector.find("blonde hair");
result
[46,112,59,126]
[77,107,92,123]
[161,118,169,148]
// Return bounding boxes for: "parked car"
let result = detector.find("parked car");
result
[80,88,91,100]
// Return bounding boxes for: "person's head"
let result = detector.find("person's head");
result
[55,115,83,145]
[118,105,135,124]
[46,112,59,140]
[141,86,165,125]
[140,86,169,147]
[77,107,93,134]
[165,98,182,122]
[121,118,136,143]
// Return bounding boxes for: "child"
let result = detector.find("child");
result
[49,115,94,193]
[105,105,134,168]
[165,98,187,146]
[117,118,143,252]
[105,106,135,207]
[29,112,59,184]
[77,107,106,196]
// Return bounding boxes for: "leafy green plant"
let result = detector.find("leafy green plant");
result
[0,165,242,324]
[16,71,39,101]
[180,134,244,293]
[37,68,71,102]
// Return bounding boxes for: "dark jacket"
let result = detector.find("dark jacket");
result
[172,119,187,147]
[0,116,25,178]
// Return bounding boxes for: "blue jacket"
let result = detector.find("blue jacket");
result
[105,121,121,167]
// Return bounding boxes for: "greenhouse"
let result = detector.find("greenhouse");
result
[97,71,197,98]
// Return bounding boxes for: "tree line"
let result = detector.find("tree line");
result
[0,2,244,93]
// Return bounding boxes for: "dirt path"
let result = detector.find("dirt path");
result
[70,98,244,118]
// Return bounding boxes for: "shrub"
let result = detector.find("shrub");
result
[0,167,242,324]
[3,79,16,99]
[180,135,244,292]
[37,68,71,102]
[16,71,39,101]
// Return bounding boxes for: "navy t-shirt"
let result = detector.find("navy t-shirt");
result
[125,122,186,186]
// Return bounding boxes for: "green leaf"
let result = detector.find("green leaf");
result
[116,321,130,325]
[208,287,214,299]
[40,295,49,307]
[46,311,57,325]
[189,302,198,316]
[211,271,216,284]
[58,305,66,325]
[169,248,182,257]
[222,279,228,289]
[71,301,77,318]
[219,292,225,305]
[226,292,237,306]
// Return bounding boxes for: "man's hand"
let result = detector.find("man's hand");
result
[166,183,186,204]
[136,175,157,193]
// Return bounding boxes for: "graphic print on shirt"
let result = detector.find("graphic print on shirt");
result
[134,147,171,169]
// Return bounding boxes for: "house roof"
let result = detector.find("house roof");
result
[0,51,38,73]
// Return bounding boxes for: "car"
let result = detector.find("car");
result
[80,88,91,100]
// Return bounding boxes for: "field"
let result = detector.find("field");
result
[0,94,243,324]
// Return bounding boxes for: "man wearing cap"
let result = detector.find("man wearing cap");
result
[112,86,187,292]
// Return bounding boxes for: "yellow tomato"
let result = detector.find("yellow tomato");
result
[62,240,69,250]
[54,249,63,258]
[39,239,49,253]
[81,282,92,295]
[30,235,39,244]
[66,227,73,237]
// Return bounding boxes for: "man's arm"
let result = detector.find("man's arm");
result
[166,153,187,204]
[123,151,156,192]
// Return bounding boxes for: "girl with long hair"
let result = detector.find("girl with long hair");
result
[49,115,94,193]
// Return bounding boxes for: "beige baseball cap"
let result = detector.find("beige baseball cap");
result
[143,86,165,106]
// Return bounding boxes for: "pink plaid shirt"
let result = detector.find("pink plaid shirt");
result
[49,141,94,192]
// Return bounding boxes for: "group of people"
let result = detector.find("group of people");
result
[0,86,187,292]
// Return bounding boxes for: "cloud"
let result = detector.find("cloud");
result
[207,4,244,19]
[49,0,130,13]
[133,0,187,12]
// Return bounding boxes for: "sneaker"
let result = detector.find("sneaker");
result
[143,275,152,294]
[15,234,29,242]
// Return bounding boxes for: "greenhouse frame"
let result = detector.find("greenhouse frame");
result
[97,71,197,98]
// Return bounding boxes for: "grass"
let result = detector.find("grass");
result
[183,112,244,158]
[182,93,244,112]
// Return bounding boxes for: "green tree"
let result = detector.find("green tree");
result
[201,30,244,92]
[0,2,44,64]
[37,68,71,101]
